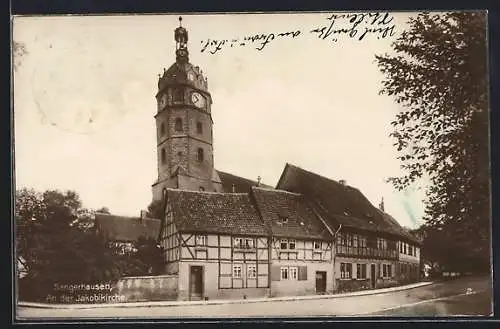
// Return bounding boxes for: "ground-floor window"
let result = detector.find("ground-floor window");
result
[382,264,392,278]
[340,263,352,279]
[280,267,289,280]
[356,263,367,279]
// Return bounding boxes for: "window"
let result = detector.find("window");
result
[358,236,367,248]
[234,237,243,248]
[403,243,407,254]
[195,235,206,246]
[233,265,242,278]
[337,233,343,245]
[280,239,288,249]
[314,241,321,250]
[289,267,298,280]
[160,122,165,136]
[175,118,182,132]
[346,233,353,246]
[196,121,203,134]
[280,267,289,280]
[244,238,254,249]
[382,264,392,278]
[288,239,296,250]
[161,148,166,164]
[356,264,367,279]
[247,265,257,279]
[399,242,403,253]
[340,263,352,279]
[353,235,358,247]
[199,186,205,192]
[197,148,204,162]
[279,215,288,224]
[173,89,183,102]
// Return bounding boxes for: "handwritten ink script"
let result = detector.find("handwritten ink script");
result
[200,12,395,54]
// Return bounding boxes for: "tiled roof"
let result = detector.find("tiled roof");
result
[217,170,273,193]
[377,210,422,245]
[166,189,268,236]
[251,187,332,240]
[94,213,161,242]
[276,163,415,241]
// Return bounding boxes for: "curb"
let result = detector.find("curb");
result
[18,281,433,310]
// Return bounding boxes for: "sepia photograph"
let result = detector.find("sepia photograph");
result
[12,11,492,320]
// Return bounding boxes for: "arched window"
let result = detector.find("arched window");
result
[197,148,204,162]
[172,89,183,102]
[199,186,205,191]
[160,122,165,136]
[196,121,203,134]
[175,118,182,132]
[161,148,166,164]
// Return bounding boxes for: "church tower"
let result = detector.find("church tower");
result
[152,17,223,201]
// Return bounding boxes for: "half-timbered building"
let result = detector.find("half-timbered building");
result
[161,189,271,300]
[251,187,334,296]
[276,163,422,293]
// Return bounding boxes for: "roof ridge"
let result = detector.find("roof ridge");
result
[166,188,248,196]
[286,163,356,190]
[252,186,302,196]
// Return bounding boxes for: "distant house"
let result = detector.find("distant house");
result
[94,212,161,254]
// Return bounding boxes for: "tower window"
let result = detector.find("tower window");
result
[197,148,204,162]
[196,121,203,134]
[161,148,166,164]
[172,89,183,102]
[160,122,165,136]
[199,186,205,191]
[175,118,182,132]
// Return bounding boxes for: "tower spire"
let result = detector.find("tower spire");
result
[174,16,189,63]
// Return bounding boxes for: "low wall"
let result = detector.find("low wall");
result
[113,275,178,302]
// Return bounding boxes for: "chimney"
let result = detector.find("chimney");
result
[232,184,236,193]
[339,179,346,185]
[257,176,262,187]
[379,197,385,212]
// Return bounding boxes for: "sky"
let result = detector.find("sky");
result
[13,12,428,229]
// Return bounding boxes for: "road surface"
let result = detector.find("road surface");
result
[16,275,492,320]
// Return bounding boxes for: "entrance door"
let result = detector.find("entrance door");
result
[189,266,204,300]
[370,264,376,288]
[315,271,326,294]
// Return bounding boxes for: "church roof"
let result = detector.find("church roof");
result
[166,189,268,236]
[217,170,273,193]
[276,163,421,245]
[251,187,332,240]
[94,213,161,242]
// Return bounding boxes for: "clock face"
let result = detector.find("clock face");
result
[191,92,206,108]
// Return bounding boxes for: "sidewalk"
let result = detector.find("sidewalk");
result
[18,281,433,310]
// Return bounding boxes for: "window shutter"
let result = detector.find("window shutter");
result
[298,266,307,281]
[271,265,281,281]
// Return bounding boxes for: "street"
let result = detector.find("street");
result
[17,276,492,319]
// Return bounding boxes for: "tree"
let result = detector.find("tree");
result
[15,188,123,301]
[376,12,490,271]
[147,200,164,220]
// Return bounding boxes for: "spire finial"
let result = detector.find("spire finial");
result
[179,16,183,27]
